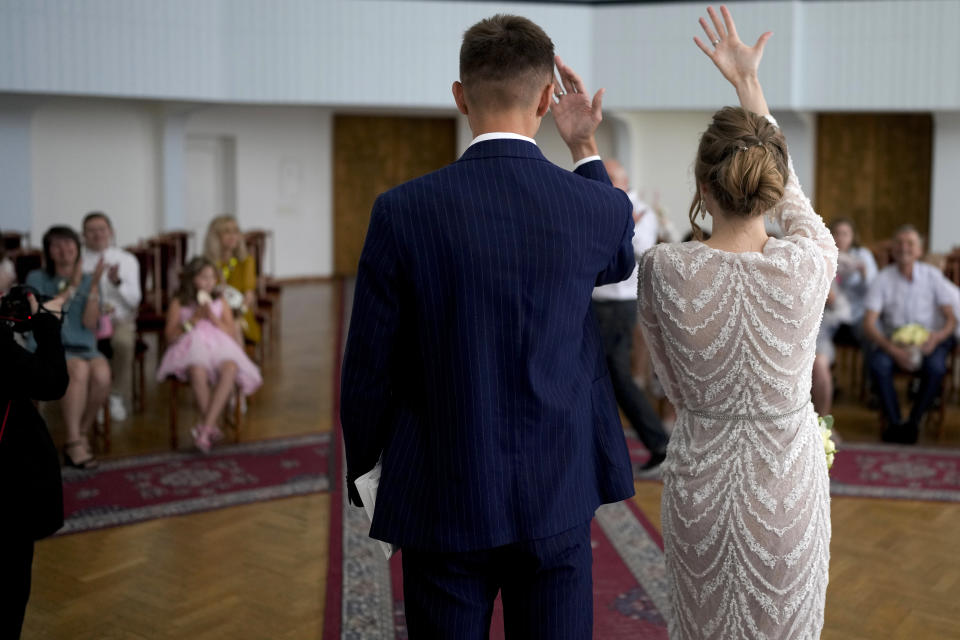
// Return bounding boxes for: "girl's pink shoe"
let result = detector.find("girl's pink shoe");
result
[205,424,225,443]
[191,425,212,453]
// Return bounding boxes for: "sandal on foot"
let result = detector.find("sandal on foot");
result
[63,440,98,470]
[205,424,225,443]
[191,425,212,454]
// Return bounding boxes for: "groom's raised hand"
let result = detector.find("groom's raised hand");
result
[551,55,604,163]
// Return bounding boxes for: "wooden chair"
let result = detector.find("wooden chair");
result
[91,400,111,454]
[876,348,956,443]
[11,249,43,285]
[129,243,166,413]
[870,240,895,269]
[155,230,192,270]
[166,376,243,450]
[147,235,183,304]
[944,248,960,287]
[2,231,29,252]
[245,229,281,343]
[833,326,867,403]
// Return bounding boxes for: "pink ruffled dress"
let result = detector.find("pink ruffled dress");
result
[156,299,263,396]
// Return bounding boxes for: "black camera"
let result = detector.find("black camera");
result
[0,285,52,332]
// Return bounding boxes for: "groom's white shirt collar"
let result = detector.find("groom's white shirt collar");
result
[468,132,537,147]
[467,132,601,170]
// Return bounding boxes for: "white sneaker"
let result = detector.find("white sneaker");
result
[109,394,128,421]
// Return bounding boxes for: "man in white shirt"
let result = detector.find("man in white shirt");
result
[864,225,956,444]
[81,212,141,421]
[591,159,668,469]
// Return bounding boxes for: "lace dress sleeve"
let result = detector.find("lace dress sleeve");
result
[767,116,838,284]
[637,246,683,406]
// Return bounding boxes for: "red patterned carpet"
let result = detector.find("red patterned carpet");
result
[60,433,331,534]
[629,436,960,502]
[324,423,669,639]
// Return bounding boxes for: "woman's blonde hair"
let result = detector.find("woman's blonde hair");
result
[203,214,248,263]
[688,107,788,240]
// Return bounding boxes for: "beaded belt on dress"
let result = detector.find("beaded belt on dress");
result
[682,402,810,422]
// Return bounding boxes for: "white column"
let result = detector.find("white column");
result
[160,107,189,232]
[930,112,960,253]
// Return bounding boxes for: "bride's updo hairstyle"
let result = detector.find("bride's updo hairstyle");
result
[689,106,788,239]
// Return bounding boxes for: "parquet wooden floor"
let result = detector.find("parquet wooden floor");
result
[23,283,339,640]
[23,281,960,639]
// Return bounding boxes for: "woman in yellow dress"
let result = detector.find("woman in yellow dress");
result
[203,215,261,345]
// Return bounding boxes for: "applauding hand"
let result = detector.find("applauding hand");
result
[693,5,771,116]
[551,55,604,162]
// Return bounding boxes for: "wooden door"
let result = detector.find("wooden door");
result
[333,115,457,275]
[815,114,932,247]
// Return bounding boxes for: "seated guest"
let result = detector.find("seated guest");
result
[26,226,108,468]
[863,225,957,443]
[812,282,852,415]
[203,215,261,345]
[833,218,879,328]
[0,232,15,294]
[81,212,141,421]
[811,218,877,415]
[156,257,262,452]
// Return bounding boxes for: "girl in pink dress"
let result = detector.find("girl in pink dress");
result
[156,257,262,452]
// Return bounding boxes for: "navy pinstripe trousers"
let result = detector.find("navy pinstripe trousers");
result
[401,520,593,639]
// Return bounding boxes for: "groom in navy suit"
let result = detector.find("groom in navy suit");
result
[341,14,636,638]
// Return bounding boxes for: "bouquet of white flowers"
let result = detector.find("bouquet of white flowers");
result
[817,415,837,471]
[891,324,930,371]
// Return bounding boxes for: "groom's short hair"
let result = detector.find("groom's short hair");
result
[459,15,555,111]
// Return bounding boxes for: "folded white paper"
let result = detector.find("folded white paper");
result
[353,461,397,560]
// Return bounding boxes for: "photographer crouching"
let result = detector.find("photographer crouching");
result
[0,287,67,638]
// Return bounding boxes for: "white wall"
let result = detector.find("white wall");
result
[27,98,335,278]
[614,110,711,239]
[0,97,36,235]
[184,105,333,278]
[594,1,795,111]
[30,98,161,247]
[0,0,594,108]
[801,1,960,110]
[4,1,956,111]
[930,112,960,253]
[772,110,817,201]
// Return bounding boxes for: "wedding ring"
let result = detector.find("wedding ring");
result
[712,39,720,45]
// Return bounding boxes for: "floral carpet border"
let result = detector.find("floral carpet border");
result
[60,433,332,535]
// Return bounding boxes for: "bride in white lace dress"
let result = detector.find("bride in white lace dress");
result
[637,7,837,639]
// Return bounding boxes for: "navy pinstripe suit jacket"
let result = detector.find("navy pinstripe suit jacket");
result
[341,139,636,553]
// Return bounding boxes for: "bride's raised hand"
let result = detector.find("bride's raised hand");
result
[693,5,771,115]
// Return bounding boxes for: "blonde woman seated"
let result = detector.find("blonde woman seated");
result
[203,215,261,346]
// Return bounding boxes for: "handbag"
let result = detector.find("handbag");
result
[96,312,114,340]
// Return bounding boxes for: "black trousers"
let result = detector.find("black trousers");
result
[401,521,593,640]
[592,300,669,454]
[0,537,34,639]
